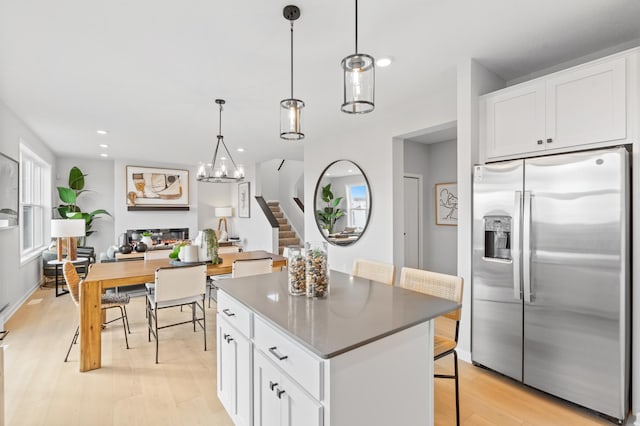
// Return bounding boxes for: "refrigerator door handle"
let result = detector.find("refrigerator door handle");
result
[512,191,522,300]
[523,191,532,303]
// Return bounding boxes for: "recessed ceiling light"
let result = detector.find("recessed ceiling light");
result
[99,144,109,149]
[96,129,109,135]
[237,148,245,152]
[220,156,227,161]
[376,57,392,67]
[348,169,353,173]
[100,153,108,157]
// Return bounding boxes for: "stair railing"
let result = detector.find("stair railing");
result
[293,197,304,212]
[255,196,280,229]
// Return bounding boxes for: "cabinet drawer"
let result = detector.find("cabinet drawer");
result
[218,291,252,338]
[253,315,323,400]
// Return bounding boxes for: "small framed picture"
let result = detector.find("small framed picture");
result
[238,182,250,218]
[435,182,457,226]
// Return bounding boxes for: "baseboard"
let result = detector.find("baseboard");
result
[2,281,40,327]
[458,349,471,364]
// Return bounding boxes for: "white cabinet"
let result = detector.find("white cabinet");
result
[253,350,322,426]
[217,315,253,426]
[483,54,630,160]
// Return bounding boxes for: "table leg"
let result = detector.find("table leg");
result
[79,279,102,372]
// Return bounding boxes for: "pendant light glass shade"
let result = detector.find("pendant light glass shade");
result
[341,53,375,114]
[341,0,375,114]
[280,5,305,140]
[197,99,245,183]
[280,98,305,140]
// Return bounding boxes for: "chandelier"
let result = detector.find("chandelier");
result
[197,99,245,183]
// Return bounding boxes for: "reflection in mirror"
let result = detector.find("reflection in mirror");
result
[314,160,371,246]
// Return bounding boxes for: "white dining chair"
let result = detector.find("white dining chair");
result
[146,264,208,363]
[231,257,273,278]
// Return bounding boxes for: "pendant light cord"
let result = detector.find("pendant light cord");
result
[290,21,294,99]
[354,0,358,54]
[218,102,222,136]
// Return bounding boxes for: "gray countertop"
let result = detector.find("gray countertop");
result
[217,270,460,359]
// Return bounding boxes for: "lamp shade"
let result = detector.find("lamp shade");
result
[51,219,86,238]
[215,207,233,218]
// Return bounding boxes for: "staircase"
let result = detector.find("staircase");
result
[268,201,300,254]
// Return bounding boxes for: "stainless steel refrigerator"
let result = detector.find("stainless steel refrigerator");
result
[472,147,630,422]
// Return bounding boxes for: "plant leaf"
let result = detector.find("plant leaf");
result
[69,167,85,190]
[89,209,111,217]
[332,197,343,207]
[57,187,77,204]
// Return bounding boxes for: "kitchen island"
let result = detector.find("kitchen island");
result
[216,270,459,426]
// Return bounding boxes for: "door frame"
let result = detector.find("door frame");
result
[403,173,424,269]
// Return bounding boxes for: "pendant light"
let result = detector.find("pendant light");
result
[197,99,245,183]
[280,5,305,140]
[341,0,375,114]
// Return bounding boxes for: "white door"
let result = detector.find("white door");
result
[403,176,421,268]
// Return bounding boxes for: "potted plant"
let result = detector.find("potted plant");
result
[198,228,221,264]
[315,183,344,234]
[141,231,154,247]
[56,166,111,245]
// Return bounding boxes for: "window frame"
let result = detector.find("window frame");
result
[346,183,368,229]
[19,142,51,263]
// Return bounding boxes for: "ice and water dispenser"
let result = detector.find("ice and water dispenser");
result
[484,216,512,260]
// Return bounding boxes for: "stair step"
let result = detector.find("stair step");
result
[280,237,300,246]
[269,206,281,213]
[267,201,279,206]
[279,224,291,231]
[272,212,284,218]
[279,231,296,239]
[276,217,287,224]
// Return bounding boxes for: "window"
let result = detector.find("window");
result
[346,184,368,229]
[20,143,51,260]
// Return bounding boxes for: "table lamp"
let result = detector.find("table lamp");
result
[51,219,86,261]
[214,207,233,234]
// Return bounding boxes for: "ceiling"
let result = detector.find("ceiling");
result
[1,1,639,167]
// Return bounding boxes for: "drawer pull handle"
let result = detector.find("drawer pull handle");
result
[222,308,235,317]
[268,346,288,361]
[546,138,553,143]
[277,388,286,399]
[537,139,543,145]
[269,381,278,391]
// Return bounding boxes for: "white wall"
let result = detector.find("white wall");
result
[0,101,56,322]
[306,87,457,275]
[231,161,275,252]
[426,140,457,275]
[55,157,115,257]
[197,181,233,234]
[112,159,199,244]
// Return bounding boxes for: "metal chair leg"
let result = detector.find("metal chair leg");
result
[64,325,79,362]
[118,306,130,349]
[454,351,460,426]
[155,306,159,364]
[202,296,207,351]
[123,305,131,334]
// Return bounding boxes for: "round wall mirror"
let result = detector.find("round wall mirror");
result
[314,160,371,246]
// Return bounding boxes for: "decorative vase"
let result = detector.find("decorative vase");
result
[305,241,328,298]
[287,246,305,296]
[141,235,153,247]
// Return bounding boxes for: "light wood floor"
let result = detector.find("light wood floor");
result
[3,285,621,425]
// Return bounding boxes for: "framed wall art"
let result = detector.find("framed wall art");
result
[435,182,457,226]
[125,166,189,208]
[238,182,250,218]
[0,152,19,229]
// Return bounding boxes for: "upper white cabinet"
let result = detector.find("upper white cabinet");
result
[482,53,633,160]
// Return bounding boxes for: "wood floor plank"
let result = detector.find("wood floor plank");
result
[5,286,625,425]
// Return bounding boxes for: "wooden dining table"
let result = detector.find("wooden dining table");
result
[79,250,286,372]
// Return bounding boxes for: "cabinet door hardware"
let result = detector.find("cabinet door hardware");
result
[537,140,543,145]
[268,346,289,361]
[546,138,553,143]
[222,308,235,317]
[269,381,278,391]
[277,389,286,399]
